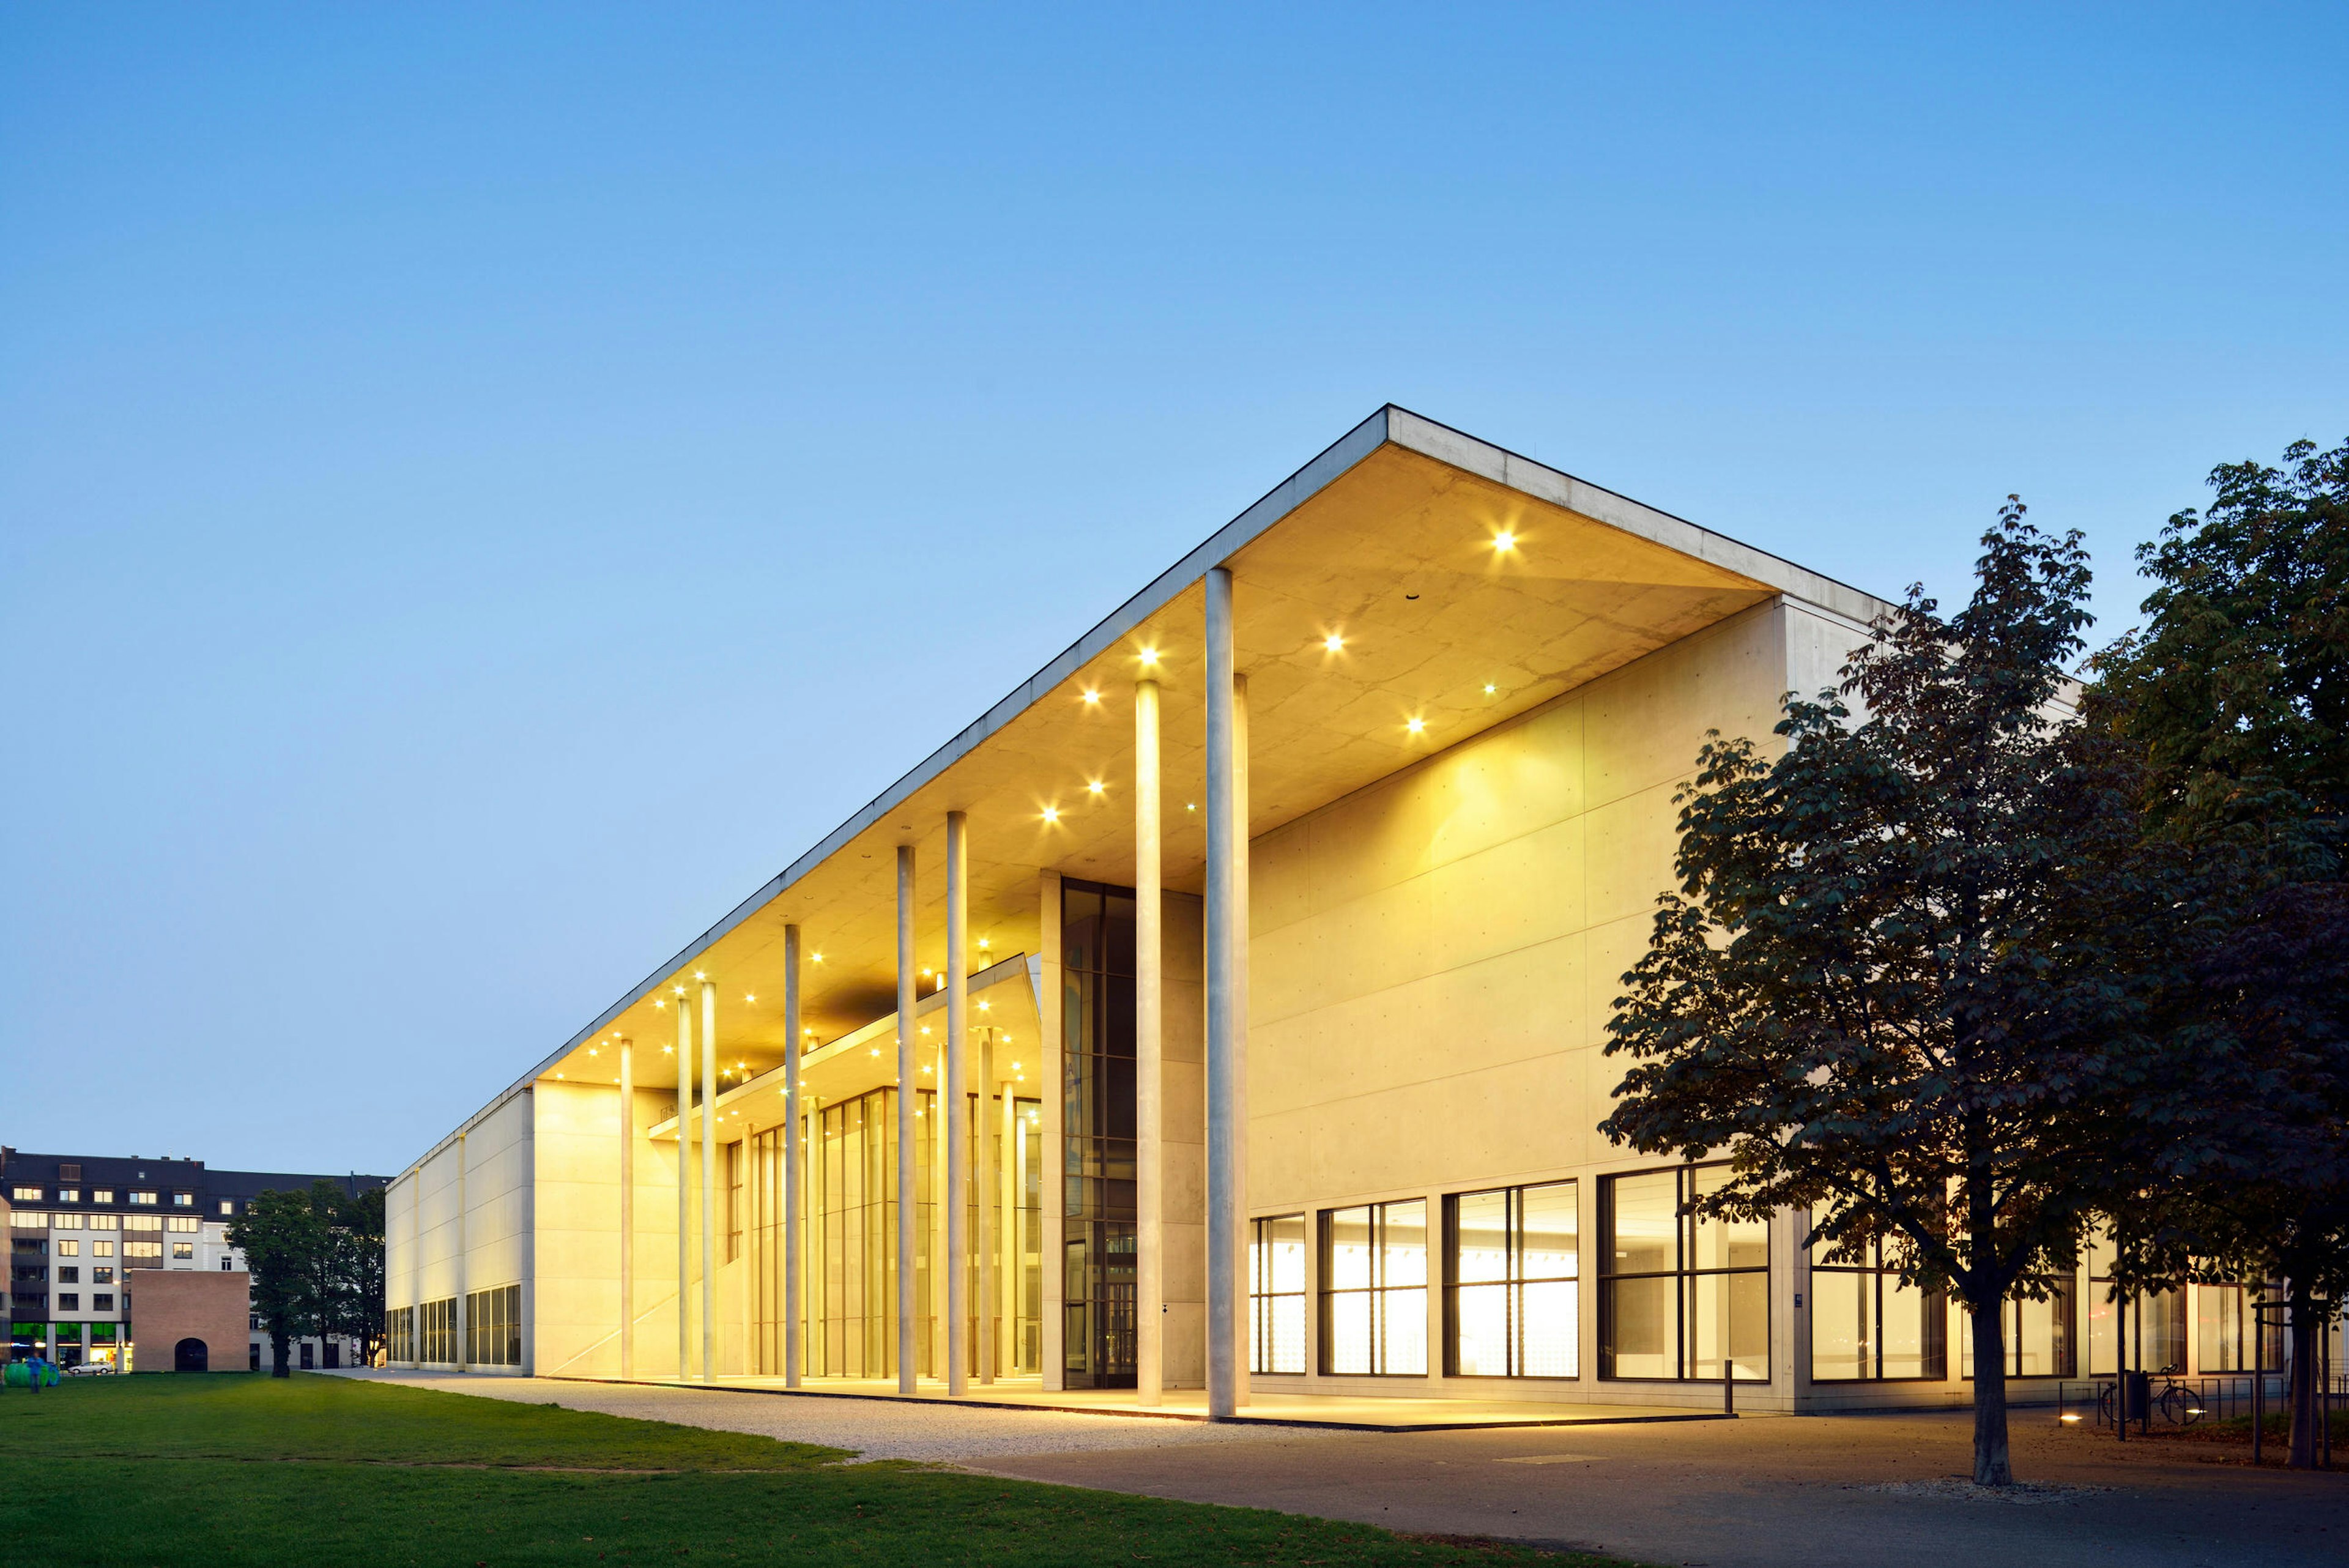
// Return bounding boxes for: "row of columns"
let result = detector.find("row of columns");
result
[608,563,1250,1414]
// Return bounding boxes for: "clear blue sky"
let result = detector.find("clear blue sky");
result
[4,4,2343,1174]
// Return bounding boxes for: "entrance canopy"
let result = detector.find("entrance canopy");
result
[520,406,1877,1101]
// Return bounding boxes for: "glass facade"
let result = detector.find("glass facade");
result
[773,1083,1041,1379]
[2084,1231,2180,1375]
[1808,1238,1946,1381]
[465,1283,522,1366]
[1445,1180,1578,1379]
[1249,1214,1308,1375]
[1961,1284,2076,1378]
[418,1296,458,1364]
[1599,1165,1768,1381]
[1319,1200,1427,1375]
[1060,879,1138,1389]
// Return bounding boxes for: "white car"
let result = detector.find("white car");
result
[63,1360,118,1377]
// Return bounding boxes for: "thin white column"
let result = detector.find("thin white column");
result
[783,925,804,1387]
[1203,563,1240,1419]
[1003,1075,1022,1372]
[978,1024,996,1384]
[1232,671,1252,1409]
[945,811,971,1394]
[676,989,693,1381]
[1135,675,1164,1405]
[1037,869,1064,1390]
[896,843,919,1394]
[700,980,718,1383]
[619,1036,635,1380]
[409,1175,423,1368]
[455,1131,470,1371]
[932,1031,948,1377]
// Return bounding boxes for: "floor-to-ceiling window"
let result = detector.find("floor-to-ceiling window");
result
[1250,1214,1308,1375]
[1445,1180,1578,1378]
[1319,1200,1427,1376]
[2085,1230,2180,1376]
[807,1088,902,1378]
[1808,1238,1946,1381]
[1598,1165,1768,1382]
[755,1083,1040,1381]
[1060,879,1138,1389]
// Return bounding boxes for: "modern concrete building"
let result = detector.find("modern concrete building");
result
[4,1148,387,1371]
[384,407,2288,1413]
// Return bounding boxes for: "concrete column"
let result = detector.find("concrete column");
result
[1037,869,1066,1391]
[409,1174,423,1368]
[1135,675,1164,1405]
[945,811,971,1394]
[783,925,804,1387]
[744,1111,759,1377]
[1203,564,1239,1419]
[676,989,693,1381]
[619,1036,635,1380]
[803,1093,820,1376]
[455,1131,470,1372]
[932,1031,948,1378]
[896,843,919,1394]
[978,1025,996,1383]
[700,980,718,1383]
[1231,671,1251,1410]
[1004,1076,1023,1372]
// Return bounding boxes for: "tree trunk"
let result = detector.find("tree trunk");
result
[270,1331,291,1379]
[2287,1284,2319,1470]
[1970,1298,2013,1485]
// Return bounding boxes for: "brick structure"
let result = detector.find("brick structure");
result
[127,1267,250,1373]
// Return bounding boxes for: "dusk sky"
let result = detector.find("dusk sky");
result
[4,4,2344,1175]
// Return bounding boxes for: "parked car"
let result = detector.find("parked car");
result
[63,1360,118,1377]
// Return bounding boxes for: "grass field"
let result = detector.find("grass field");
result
[0,1374,1630,1567]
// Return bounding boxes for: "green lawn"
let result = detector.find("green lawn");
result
[0,1374,1628,1567]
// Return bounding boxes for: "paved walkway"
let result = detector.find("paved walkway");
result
[973,1408,2349,1568]
[333,1369,1327,1464]
[340,1372,2347,1566]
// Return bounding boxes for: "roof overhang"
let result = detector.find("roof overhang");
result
[494,405,1890,1115]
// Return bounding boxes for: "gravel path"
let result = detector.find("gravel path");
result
[333,1370,1321,1465]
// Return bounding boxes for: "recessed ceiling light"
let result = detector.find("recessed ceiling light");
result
[1493,530,1516,551]
[1081,688,1100,704]
[1041,807,1060,824]
[1323,633,1344,652]
[1483,683,1496,696]
[1407,716,1427,735]
[1138,647,1159,665]
[1087,780,1105,795]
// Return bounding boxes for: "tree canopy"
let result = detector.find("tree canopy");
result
[1600,503,2186,1485]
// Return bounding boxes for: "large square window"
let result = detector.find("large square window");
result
[1319,1200,1426,1376]
[1445,1180,1578,1378]
[1598,1165,1768,1382]
[1808,1238,1945,1381]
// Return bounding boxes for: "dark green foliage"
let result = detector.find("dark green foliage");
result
[226,1187,326,1377]
[1600,503,2177,1487]
[2088,437,2349,1470]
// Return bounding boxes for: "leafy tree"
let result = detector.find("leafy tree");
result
[325,1184,388,1366]
[228,1188,325,1377]
[1600,504,2178,1486]
[2089,437,2349,1467]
